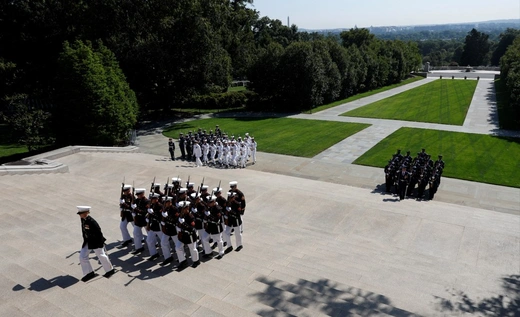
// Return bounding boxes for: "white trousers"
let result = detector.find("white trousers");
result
[195,156,202,167]
[133,226,145,249]
[202,231,224,255]
[252,150,256,163]
[79,245,113,276]
[178,241,199,263]
[120,218,133,241]
[223,225,242,248]
[146,230,164,256]
[160,234,182,260]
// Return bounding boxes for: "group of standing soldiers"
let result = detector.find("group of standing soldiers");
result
[119,177,245,269]
[172,125,257,168]
[384,149,445,201]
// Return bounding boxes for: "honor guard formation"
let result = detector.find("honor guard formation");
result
[384,149,445,201]
[117,177,246,272]
[176,125,257,168]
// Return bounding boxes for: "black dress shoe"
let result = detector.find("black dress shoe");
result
[81,272,98,282]
[177,260,188,270]
[235,245,243,252]
[223,242,227,247]
[121,239,132,247]
[148,254,160,261]
[202,253,213,259]
[215,254,223,260]
[224,246,233,254]
[160,257,174,266]
[131,247,144,255]
[211,242,218,249]
[103,269,116,278]
[192,260,201,267]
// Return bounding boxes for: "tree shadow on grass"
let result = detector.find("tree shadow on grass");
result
[435,275,519,316]
[251,276,418,316]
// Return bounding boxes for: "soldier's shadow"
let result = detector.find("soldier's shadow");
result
[105,242,176,286]
[13,275,79,292]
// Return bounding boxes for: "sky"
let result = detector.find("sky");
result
[249,0,520,30]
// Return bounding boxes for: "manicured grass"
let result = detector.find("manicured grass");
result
[353,127,520,188]
[311,76,425,113]
[0,144,28,158]
[342,79,477,125]
[163,117,370,157]
[495,78,520,130]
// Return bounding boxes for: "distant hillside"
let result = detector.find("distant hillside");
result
[302,19,520,40]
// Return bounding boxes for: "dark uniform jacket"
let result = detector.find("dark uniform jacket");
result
[81,216,106,249]
[177,212,198,244]
[161,205,180,236]
[192,201,206,230]
[120,192,134,222]
[225,199,242,227]
[230,188,246,215]
[147,202,163,232]
[205,205,223,234]
[134,197,149,227]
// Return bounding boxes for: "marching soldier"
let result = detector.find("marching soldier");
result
[131,188,148,254]
[190,193,207,253]
[384,160,395,193]
[160,196,181,266]
[229,181,246,233]
[77,206,115,282]
[202,195,225,259]
[119,184,134,247]
[146,193,164,261]
[179,133,186,160]
[223,192,243,253]
[177,201,200,269]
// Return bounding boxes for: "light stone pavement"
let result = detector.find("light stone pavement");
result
[1,71,519,316]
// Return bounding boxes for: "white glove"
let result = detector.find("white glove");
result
[120,199,125,204]
[179,218,185,224]
[191,208,196,213]
[226,207,231,211]
[176,203,180,208]
[145,218,150,223]
[119,208,123,212]
[162,212,168,218]
[161,221,165,226]
[131,204,137,209]
[147,208,154,214]
[205,211,210,216]
[131,212,136,217]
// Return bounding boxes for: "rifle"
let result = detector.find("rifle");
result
[120,177,125,200]
[150,176,156,199]
[164,177,169,196]
[186,175,190,190]
[217,180,221,192]
[131,181,135,204]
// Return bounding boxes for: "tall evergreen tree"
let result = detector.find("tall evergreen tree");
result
[460,28,490,66]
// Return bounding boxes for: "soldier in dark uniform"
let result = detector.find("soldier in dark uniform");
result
[215,125,222,137]
[229,181,246,233]
[77,206,115,282]
[119,184,134,247]
[384,160,395,193]
[146,193,164,261]
[406,166,419,197]
[429,168,442,200]
[416,168,430,200]
[435,155,445,169]
[176,201,200,269]
[160,196,181,266]
[179,133,186,160]
[168,138,176,161]
[186,136,193,161]
[397,166,410,201]
[201,195,225,258]
[392,149,403,162]
[190,193,207,253]
[223,192,243,253]
[131,188,149,254]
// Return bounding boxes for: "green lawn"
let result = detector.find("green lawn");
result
[0,144,29,158]
[353,127,520,188]
[163,117,370,157]
[227,86,247,92]
[311,76,425,113]
[342,79,477,125]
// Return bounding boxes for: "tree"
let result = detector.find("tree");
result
[1,94,54,151]
[460,28,490,66]
[491,28,520,66]
[53,40,138,145]
[500,37,520,129]
[340,28,375,48]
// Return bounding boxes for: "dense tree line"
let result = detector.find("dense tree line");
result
[500,37,520,128]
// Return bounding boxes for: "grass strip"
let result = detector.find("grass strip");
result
[342,79,477,125]
[163,117,370,158]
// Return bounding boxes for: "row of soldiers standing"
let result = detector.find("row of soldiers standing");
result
[119,177,245,269]
[384,149,445,201]
[175,125,257,168]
